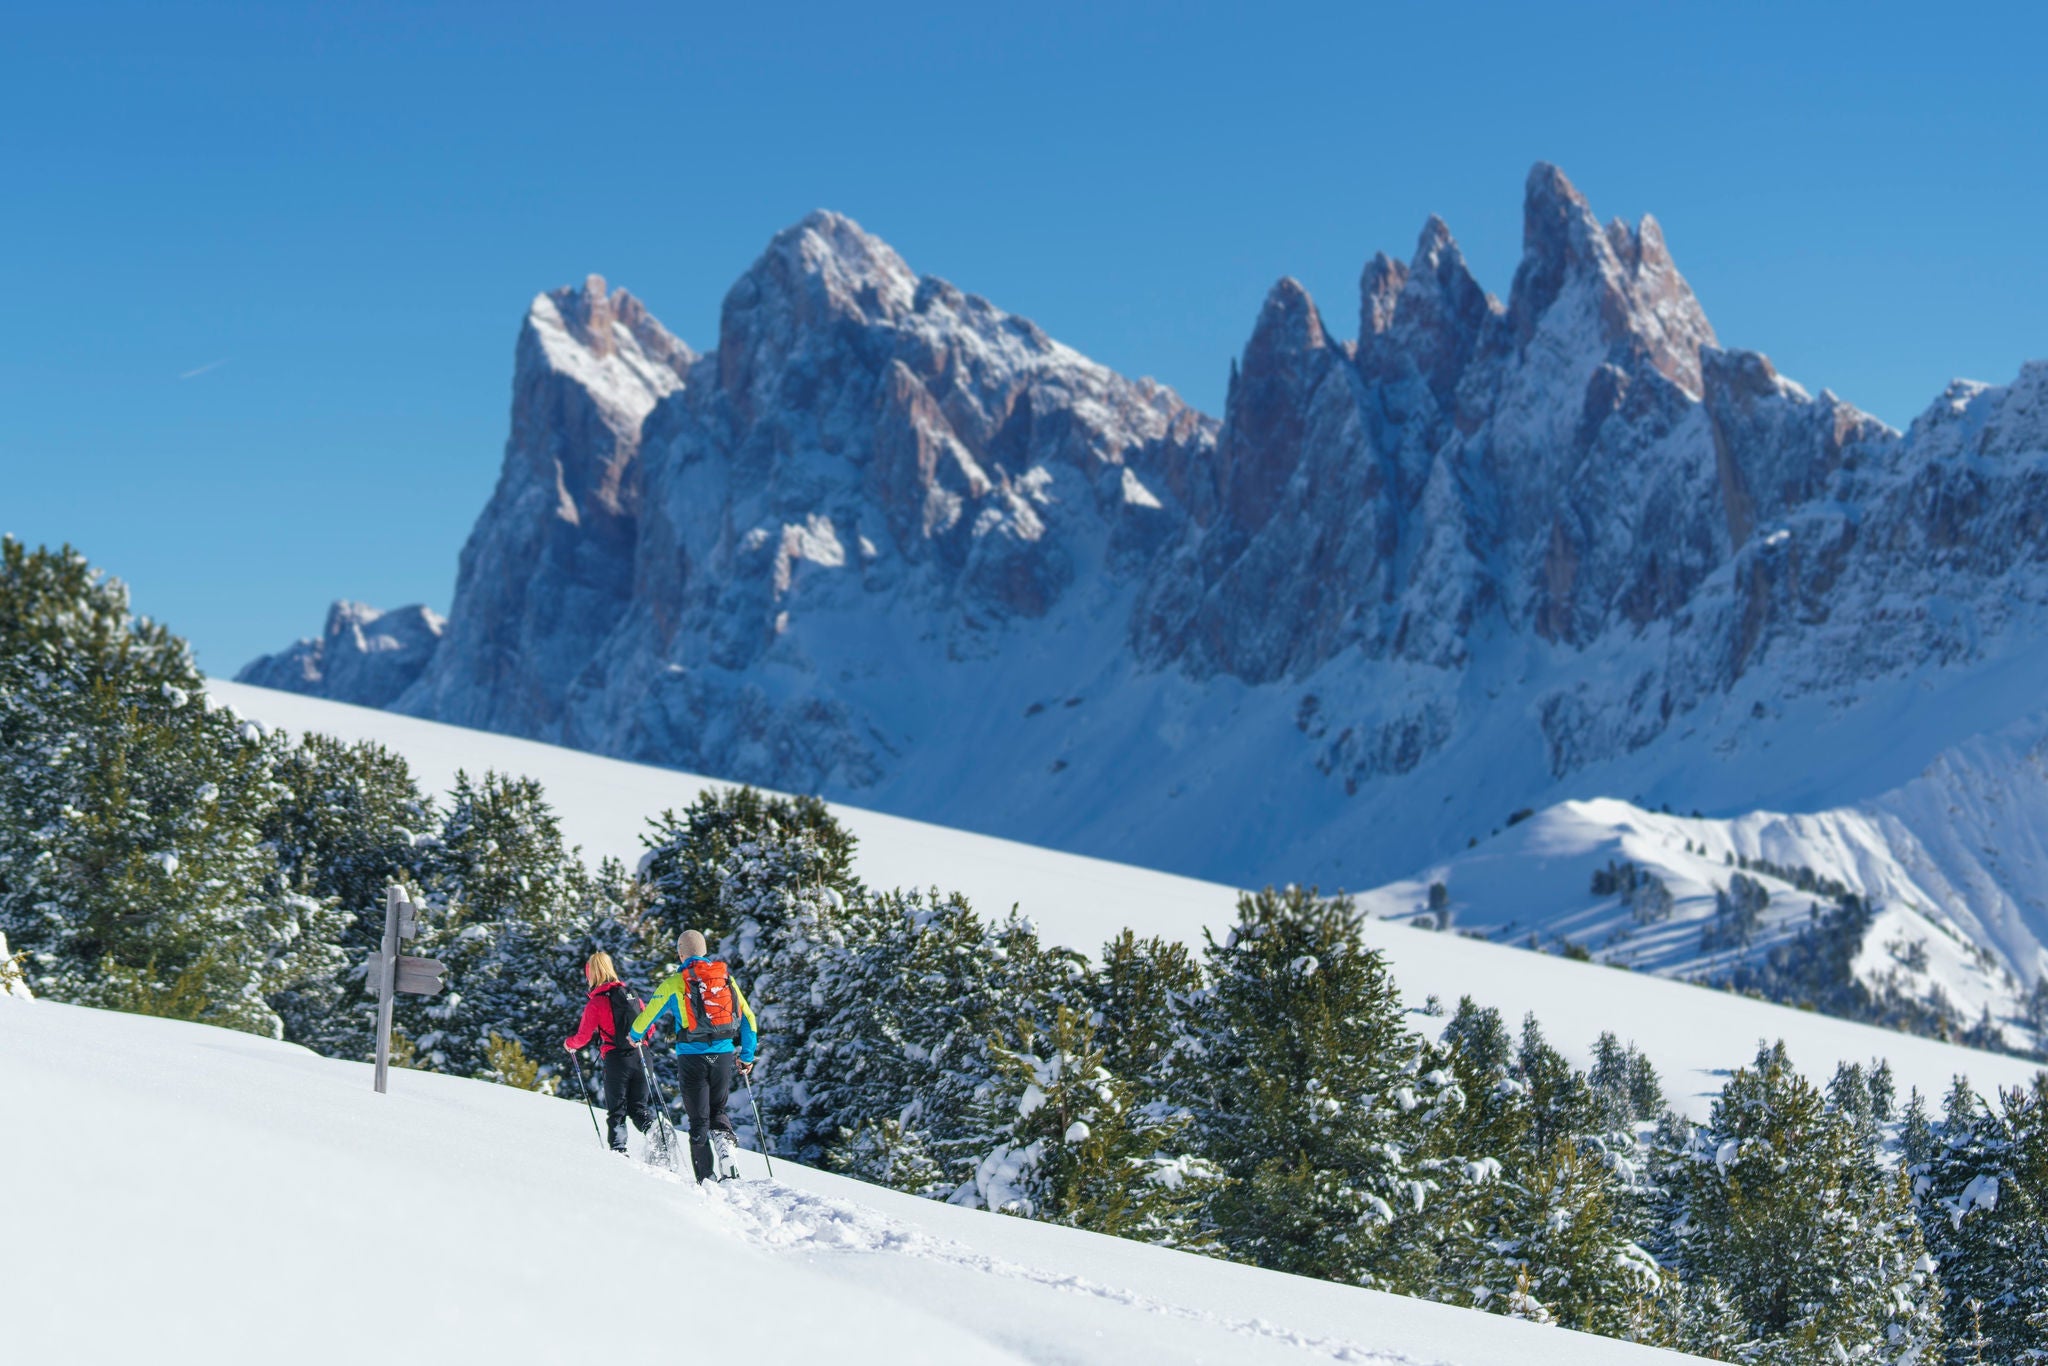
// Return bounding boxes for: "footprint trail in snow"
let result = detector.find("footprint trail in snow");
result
[684,1170,1430,1366]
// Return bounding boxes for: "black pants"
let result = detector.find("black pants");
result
[600,1048,655,1153]
[675,1052,736,1181]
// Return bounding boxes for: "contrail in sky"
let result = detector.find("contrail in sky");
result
[178,358,229,380]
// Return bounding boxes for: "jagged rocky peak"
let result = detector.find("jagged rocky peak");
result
[1699,346,1895,547]
[1904,360,2048,463]
[1248,276,1330,359]
[522,275,694,432]
[716,210,921,419]
[1213,277,1340,532]
[1358,213,1496,405]
[534,273,693,368]
[1507,161,1717,397]
[688,205,1212,528]
[235,600,444,709]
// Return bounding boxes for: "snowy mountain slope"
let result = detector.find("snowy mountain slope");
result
[213,679,2048,1119]
[1359,709,2048,1054]
[0,994,1692,1366]
[246,166,2048,997]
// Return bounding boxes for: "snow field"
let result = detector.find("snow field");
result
[0,995,1691,1365]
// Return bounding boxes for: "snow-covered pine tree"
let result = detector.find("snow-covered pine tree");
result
[1088,929,1203,1102]
[406,771,584,1086]
[262,731,434,1058]
[1515,1015,1601,1152]
[1665,1041,1942,1364]
[571,855,661,994]
[1431,999,1535,1309]
[1920,1074,2048,1364]
[1589,1030,1664,1134]
[638,786,858,949]
[819,888,1078,1196]
[1901,1086,1938,1173]
[1434,1004,1663,1336]
[1918,1076,1996,1362]
[1188,885,1457,1293]
[0,541,299,1035]
[967,1004,1217,1248]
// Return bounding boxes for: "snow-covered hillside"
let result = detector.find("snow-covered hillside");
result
[1360,710,2048,1055]
[214,680,2047,1120]
[1,993,1691,1366]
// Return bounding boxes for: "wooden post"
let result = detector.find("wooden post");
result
[373,884,399,1094]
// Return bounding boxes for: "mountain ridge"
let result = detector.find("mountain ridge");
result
[242,163,2048,1000]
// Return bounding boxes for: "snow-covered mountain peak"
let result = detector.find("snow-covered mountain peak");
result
[1248,276,1330,358]
[716,210,921,415]
[256,166,2048,1000]
[1507,162,1717,399]
[1358,213,1495,408]
[523,274,693,433]
[237,599,444,707]
[1901,361,2048,464]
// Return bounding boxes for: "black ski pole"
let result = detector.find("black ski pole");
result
[568,1049,606,1148]
[741,1065,775,1178]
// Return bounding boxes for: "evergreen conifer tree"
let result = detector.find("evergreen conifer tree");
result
[638,786,857,947]
[819,888,1076,1194]
[0,543,299,1035]
[262,732,433,1057]
[970,1004,1216,1248]
[1919,1075,2048,1364]
[407,771,585,1085]
[1188,886,1456,1292]
[1665,1041,1943,1364]
[1089,929,1203,1101]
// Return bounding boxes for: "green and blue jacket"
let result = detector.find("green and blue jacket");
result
[628,957,759,1062]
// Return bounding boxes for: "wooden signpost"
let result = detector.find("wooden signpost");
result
[371,884,447,1094]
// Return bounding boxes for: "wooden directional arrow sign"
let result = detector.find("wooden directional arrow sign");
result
[394,955,447,996]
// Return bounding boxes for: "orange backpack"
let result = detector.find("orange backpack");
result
[682,961,742,1043]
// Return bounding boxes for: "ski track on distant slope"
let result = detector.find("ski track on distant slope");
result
[663,1167,1428,1366]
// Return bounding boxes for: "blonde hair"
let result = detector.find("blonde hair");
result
[584,952,622,987]
[676,930,708,959]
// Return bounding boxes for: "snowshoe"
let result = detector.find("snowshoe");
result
[712,1130,742,1181]
[648,1115,684,1173]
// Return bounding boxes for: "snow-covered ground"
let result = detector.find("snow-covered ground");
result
[1,994,1691,1366]
[214,681,2045,1118]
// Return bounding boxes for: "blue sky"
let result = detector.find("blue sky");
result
[5,1,2045,674]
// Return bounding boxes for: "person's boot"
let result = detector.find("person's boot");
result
[689,1129,715,1183]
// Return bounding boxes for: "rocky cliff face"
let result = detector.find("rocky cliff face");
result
[392,276,693,737]
[247,165,2048,911]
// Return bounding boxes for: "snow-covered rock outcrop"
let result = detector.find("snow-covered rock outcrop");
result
[394,275,694,736]
[250,165,2048,982]
[237,600,444,708]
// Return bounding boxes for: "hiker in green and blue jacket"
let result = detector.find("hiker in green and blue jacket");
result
[629,930,759,1182]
